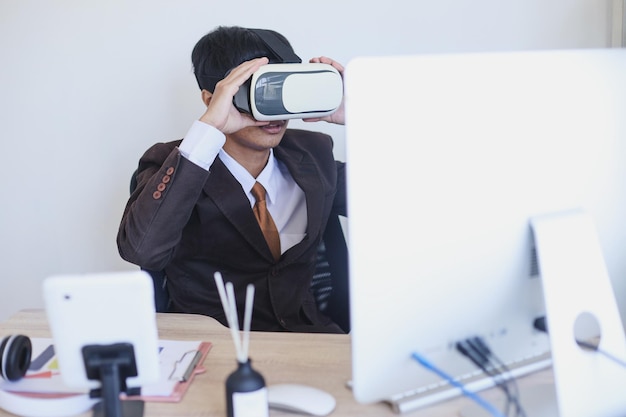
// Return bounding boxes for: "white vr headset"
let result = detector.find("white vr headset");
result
[190,29,340,121]
[233,62,343,121]
[195,29,344,121]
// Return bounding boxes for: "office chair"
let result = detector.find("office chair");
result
[313,214,350,333]
[129,169,350,332]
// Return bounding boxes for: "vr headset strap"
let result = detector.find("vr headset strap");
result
[249,29,302,63]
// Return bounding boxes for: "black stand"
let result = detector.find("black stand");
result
[82,343,145,417]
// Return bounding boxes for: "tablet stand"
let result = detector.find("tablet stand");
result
[82,343,144,417]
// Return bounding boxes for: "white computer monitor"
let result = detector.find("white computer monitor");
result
[345,49,626,415]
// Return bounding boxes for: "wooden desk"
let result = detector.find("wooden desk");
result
[0,310,554,417]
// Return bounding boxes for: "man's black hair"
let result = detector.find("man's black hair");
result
[192,26,296,93]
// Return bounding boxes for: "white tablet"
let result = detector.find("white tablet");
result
[42,270,160,392]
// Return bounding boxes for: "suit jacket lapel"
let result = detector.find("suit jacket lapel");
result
[202,158,272,260]
[274,145,325,261]
[202,146,326,263]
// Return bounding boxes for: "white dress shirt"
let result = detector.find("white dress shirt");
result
[178,120,307,253]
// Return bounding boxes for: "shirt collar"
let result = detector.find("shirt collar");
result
[219,149,279,205]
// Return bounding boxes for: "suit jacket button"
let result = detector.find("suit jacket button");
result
[162,175,171,184]
[153,191,162,199]
[157,183,166,192]
[166,167,175,175]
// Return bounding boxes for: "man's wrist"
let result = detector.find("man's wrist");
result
[178,120,225,170]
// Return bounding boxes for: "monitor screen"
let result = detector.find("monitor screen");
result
[344,49,626,413]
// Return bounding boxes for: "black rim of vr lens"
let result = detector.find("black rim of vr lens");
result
[0,334,32,381]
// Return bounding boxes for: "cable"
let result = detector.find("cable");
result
[478,339,525,417]
[534,315,626,370]
[457,337,526,417]
[472,337,526,417]
[457,339,513,416]
[411,351,507,417]
[575,340,626,368]
[469,338,521,399]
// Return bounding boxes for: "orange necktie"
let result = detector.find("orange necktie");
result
[251,182,281,261]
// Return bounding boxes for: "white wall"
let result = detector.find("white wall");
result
[0,0,614,321]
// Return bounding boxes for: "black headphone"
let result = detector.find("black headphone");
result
[0,335,32,382]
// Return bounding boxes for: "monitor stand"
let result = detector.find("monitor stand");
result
[462,209,626,417]
[530,209,626,417]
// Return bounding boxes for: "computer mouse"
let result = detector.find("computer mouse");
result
[267,383,336,416]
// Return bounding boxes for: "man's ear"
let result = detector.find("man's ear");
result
[201,89,212,107]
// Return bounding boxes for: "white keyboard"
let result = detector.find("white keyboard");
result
[387,350,552,414]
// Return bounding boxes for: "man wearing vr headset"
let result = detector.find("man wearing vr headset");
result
[117,26,346,333]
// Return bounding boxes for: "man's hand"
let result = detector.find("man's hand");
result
[199,57,270,133]
[303,56,345,126]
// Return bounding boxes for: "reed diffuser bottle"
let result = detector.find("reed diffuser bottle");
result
[214,272,269,417]
[225,359,267,417]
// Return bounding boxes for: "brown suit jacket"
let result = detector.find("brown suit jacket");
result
[117,129,347,333]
